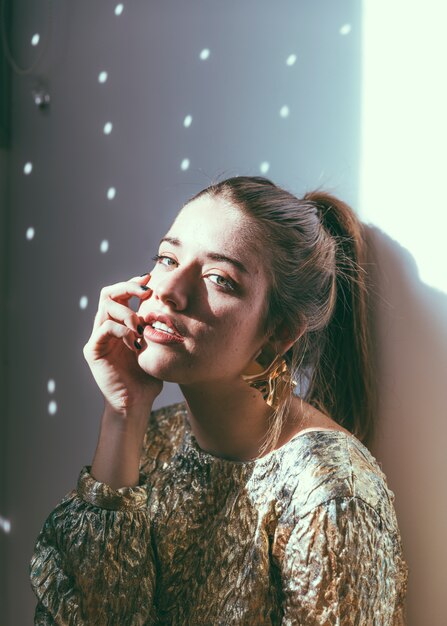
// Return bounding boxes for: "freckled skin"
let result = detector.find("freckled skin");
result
[137,195,269,386]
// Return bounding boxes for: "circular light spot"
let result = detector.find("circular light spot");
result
[279,105,290,118]
[24,162,33,175]
[47,379,56,394]
[103,122,113,135]
[183,115,193,128]
[115,4,124,16]
[286,54,297,66]
[180,158,190,171]
[0,517,11,534]
[107,187,116,200]
[26,227,35,240]
[98,71,108,83]
[340,24,352,35]
[100,239,109,253]
[79,295,88,309]
[199,48,210,60]
[260,162,270,174]
[31,33,40,46]
[48,400,58,415]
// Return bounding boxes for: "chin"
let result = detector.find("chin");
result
[137,348,185,383]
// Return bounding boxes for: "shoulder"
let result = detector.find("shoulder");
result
[274,445,409,625]
[277,430,399,532]
[139,400,188,474]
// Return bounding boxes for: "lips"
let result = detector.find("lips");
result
[143,312,184,337]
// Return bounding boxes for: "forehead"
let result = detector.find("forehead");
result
[170,195,255,254]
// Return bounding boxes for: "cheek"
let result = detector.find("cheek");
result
[206,310,258,349]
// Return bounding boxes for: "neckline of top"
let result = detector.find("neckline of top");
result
[178,404,359,466]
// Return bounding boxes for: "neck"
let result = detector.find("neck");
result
[179,378,292,461]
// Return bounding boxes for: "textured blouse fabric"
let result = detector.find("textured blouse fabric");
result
[29,401,409,625]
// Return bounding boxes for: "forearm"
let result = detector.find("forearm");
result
[91,403,151,489]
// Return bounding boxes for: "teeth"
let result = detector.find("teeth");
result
[152,320,175,334]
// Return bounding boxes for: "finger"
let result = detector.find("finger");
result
[101,273,152,301]
[101,297,145,336]
[128,272,151,284]
[93,275,153,332]
[108,277,153,303]
[85,319,141,358]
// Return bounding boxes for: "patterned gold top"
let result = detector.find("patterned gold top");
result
[30,401,409,625]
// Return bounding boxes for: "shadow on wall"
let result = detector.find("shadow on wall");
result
[366,225,446,626]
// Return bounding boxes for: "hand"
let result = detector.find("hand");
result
[83,273,163,416]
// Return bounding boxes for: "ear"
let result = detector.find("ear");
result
[267,320,306,356]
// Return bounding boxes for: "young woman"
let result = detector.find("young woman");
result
[30,176,409,624]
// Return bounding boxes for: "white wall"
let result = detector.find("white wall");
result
[360,3,447,624]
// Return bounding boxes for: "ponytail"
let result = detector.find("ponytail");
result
[302,190,376,446]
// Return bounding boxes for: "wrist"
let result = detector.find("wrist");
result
[103,401,151,431]
[92,410,150,489]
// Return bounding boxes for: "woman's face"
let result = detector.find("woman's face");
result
[137,194,273,385]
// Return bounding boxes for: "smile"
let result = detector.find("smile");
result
[151,320,176,335]
[144,324,185,345]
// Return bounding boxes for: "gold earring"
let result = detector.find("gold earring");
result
[241,349,297,410]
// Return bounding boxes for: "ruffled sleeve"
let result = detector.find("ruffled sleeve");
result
[29,465,157,626]
[276,496,409,625]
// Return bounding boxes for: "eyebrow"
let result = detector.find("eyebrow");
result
[159,236,249,274]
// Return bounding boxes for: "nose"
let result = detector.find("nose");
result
[150,267,189,310]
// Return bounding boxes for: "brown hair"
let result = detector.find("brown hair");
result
[185,176,376,455]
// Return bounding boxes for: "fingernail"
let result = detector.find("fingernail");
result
[140,285,149,291]
[140,272,149,277]
[134,339,142,350]
[137,324,144,335]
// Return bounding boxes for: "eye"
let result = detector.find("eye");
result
[207,274,236,291]
[152,254,237,291]
[151,254,176,267]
